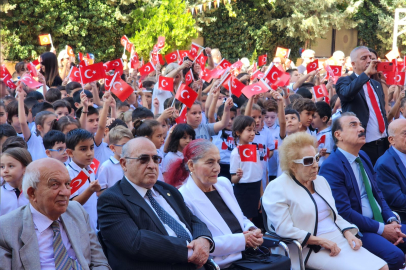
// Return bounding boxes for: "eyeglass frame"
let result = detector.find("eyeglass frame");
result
[293,153,320,166]
[124,154,162,164]
[47,148,67,154]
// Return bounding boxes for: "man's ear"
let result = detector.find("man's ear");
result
[27,187,36,202]
[120,158,127,172]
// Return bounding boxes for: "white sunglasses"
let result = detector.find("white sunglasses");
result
[293,153,320,166]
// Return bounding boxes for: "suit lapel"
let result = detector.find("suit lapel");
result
[19,205,41,269]
[61,213,88,268]
[351,73,367,105]
[120,179,168,235]
[335,149,362,205]
[390,147,406,179]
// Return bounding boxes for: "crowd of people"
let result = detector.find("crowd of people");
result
[0,42,405,270]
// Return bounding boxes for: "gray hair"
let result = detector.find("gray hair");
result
[331,112,357,144]
[163,63,180,76]
[22,167,40,199]
[350,46,369,62]
[301,49,315,59]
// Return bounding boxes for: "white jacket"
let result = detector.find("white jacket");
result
[262,172,358,269]
[179,176,255,268]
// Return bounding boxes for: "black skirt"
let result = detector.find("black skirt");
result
[233,180,261,219]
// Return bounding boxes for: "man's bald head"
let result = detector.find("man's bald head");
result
[389,119,406,137]
[388,119,406,154]
[121,137,156,159]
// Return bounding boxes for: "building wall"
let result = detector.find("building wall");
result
[311,28,358,58]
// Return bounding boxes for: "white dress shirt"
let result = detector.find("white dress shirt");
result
[354,73,387,142]
[97,156,123,189]
[30,204,79,270]
[392,147,406,169]
[0,183,29,216]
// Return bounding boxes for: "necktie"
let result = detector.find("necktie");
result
[14,188,20,198]
[146,189,191,242]
[366,81,385,133]
[51,221,82,270]
[354,157,384,223]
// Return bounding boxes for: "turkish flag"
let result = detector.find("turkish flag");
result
[265,65,284,84]
[386,49,400,61]
[3,74,16,89]
[151,54,165,66]
[104,59,124,75]
[195,53,207,69]
[126,42,134,53]
[258,54,267,67]
[251,70,265,81]
[230,60,243,71]
[190,43,201,58]
[27,62,38,77]
[158,76,174,91]
[185,69,194,85]
[209,67,226,80]
[176,106,187,124]
[324,96,330,104]
[120,35,133,52]
[1,65,12,80]
[130,53,140,69]
[39,34,52,45]
[313,84,328,99]
[175,84,198,108]
[239,144,257,162]
[242,80,269,99]
[89,158,100,174]
[69,67,81,82]
[252,62,258,73]
[200,68,211,82]
[218,59,232,70]
[165,51,179,64]
[318,135,326,146]
[110,76,134,102]
[179,50,191,60]
[80,62,106,84]
[270,72,291,90]
[104,73,115,91]
[275,47,291,58]
[70,169,90,194]
[223,76,245,98]
[20,74,42,88]
[306,59,319,73]
[385,72,406,86]
[78,52,83,62]
[66,45,75,57]
[139,62,155,76]
[329,65,342,76]
[157,36,165,50]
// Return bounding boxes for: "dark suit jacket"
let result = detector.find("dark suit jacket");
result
[319,149,394,233]
[375,147,406,213]
[97,177,214,270]
[336,72,388,132]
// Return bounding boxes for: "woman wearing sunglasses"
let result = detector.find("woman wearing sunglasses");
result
[262,132,387,270]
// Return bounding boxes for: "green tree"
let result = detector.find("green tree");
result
[0,0,125,61]
[125,0,198,59]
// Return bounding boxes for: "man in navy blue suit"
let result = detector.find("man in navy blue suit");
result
[375,119,406,223]
[319,112,406,270]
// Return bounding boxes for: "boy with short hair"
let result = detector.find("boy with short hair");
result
[66,128,101,231]
[292,98,317,138]
[312,101,334,165]
[73,90,94,109]
[43,130,69,164]
[97,126,133,194]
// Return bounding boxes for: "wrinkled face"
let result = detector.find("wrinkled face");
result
[189,147,220,187]
[149,125,165,149]
[264,111,277,128]
[389,121,406,154]
[352,49,372,74]
[334,115,366,148]
[32,165,71,218]
[121,141,159,189]
[300,110,314,128]
[186,104,202,128]
[291,145,318,182]
[1,155,25,186]
[67,138,94,168]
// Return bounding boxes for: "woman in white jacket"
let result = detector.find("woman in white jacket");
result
[262,132,388,270]
[167,139,265,269]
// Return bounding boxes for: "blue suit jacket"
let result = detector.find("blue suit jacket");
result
[319,148,393,233]
[375,147,406,211]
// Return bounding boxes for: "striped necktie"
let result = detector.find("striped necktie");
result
[51,221,82,270]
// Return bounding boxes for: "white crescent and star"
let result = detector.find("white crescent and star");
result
[271,72,278,80]
[161,79,168,88]
[395,75,402,82]
[334,68,340,74]
[74,71,80,77]
[144,66,151,72]
[180,90,190,99]
[170,54,177,60]
[71,179,82,188]
[252,85,262,91]
[84,69,94,79]
[42,37,48,42]
[113,81,123,91]
[242,149,252,158]
[310,63,316,69]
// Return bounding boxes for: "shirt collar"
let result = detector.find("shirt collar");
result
[337,147,358,164]
[392,146,406,161]
[30,204,57,234]
[4,182,17,191]
[68,160,90,172]
[125,176,158,198]
[109,156,120,164]
[317,126,331,135]
[176,151,183,157]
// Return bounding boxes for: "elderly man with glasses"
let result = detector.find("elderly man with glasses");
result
[320,112,406,270]
[97,137,214,270]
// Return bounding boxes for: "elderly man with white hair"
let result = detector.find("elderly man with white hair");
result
[297,49,315,74]
[0,158,111,270]
[335,45,387,165]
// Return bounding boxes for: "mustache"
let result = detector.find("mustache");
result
[358,132,366,137]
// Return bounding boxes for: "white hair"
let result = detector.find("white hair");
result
[350,46,369,62]
[22,168,41,199]
[301,49,315,59]
[211,48,221,58]
[333,51,345,59]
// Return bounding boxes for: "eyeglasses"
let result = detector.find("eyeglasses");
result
[113,144,125,147]
[293,153,320,166]
[125,155,162,164]
[48,148,67,154]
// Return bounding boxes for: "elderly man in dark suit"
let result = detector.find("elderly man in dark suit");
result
[336,46,388,165]
[97,137,214,270]
[0,158,110,270]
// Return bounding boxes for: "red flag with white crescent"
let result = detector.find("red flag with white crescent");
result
[80,62,106,84]
[139,62,155,76]
[258,54,267,67]
[20,74,43,88]
[175,84,198,108]
[306,59,319,73]
[110,74,134,102]
[313,84,329,99]
[70,169,90,194]
[239,144,257,162]
[165,51,179,64]
[69,67,81,83]
[241,80,269,99]
[158,76,174,91]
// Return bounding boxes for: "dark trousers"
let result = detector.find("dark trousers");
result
[362,225,406,270]
[361,137,389,166]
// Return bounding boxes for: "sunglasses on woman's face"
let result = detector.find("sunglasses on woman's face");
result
[125,154,162,164]
[293,153,320,166]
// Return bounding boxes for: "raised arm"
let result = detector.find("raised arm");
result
[272,91,286,139]
[16,86,31,141]
[94,93,111,146]
[214,98,233,133]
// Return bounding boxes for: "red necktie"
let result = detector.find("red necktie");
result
[366,81,385,133]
